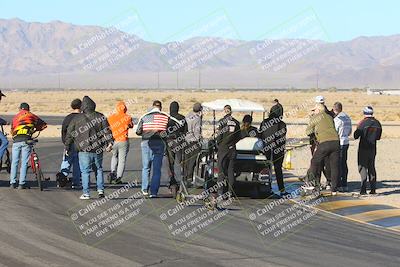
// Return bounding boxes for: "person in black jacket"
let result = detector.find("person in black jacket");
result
[56,99,82,188]
[216,105,241,197]
[259,107,288,196]
[354,106,382,195]
[65,96,113,200]
[166,101,187,196]
[240,115,258,138]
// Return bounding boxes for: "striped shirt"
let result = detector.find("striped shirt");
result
[142,113,169,131]
[136,108,170,140]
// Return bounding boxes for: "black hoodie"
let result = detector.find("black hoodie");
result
[65,96,113,154]
[167,101,187,138]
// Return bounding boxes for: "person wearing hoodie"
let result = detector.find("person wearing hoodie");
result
[9,103,47,189]
[166,101,187,197]
[136,100,173,197]
[183,103,203,188]
[65,96,113,200]
[259,108,288,196]
[107,101,134,185]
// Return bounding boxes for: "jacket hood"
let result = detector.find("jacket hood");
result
[81,96,96,113]
[170,101,179,115]
[116,101,127,114]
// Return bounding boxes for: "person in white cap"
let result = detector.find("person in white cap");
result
[306,103,340,195]
[309,96,334,190]
[354,106,382,195]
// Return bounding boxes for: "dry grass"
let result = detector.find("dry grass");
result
[1,90,400,138]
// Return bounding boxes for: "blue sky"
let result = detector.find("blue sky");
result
[0,0,398,43]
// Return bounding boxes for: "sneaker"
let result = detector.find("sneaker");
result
[370,190,377,195]
[141,189,149,196]
[10,183,17,189]
[18,184,30,189]
[360,190,367,195]
[111,178,123,185]
[79,194,90,200]
[98,190,105,198]
[149,194,157,198]
[326,185,331,191]
[331,191,338,196]
[280,191,290,197]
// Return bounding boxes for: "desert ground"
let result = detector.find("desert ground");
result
[1,89,399,206]
[1,89,400,137]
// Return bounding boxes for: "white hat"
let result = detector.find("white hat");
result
[315,96,325,104]
[363,106,374,117]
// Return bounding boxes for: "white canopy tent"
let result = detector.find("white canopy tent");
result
[202,99,265,112]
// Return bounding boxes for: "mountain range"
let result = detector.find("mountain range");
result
[0,18,399,89]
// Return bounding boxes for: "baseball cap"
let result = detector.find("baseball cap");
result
[315,95,325,104]
[19,102,30,110]
[311,103,325,111]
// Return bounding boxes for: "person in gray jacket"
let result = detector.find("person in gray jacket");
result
[333,102,352,192]
[183,103,203,187]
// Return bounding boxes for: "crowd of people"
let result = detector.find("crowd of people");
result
[1,94,382,200]
[306,96,382,196]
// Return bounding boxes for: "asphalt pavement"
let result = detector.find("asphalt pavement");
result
[0,138,400,266]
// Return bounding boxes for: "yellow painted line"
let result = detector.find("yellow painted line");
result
[348,209,400,222]
[317,199,376,211]
[389,226,400,232]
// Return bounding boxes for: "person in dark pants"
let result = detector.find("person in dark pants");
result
[314,95,335,189]
[240,114,258,138]
[166,101,187,196]
[259,108,288,196]
[306,103,340,195]
[216,105,241,197]
[270,99,284,118]
[183,103,203,188]
[354,106,382,195]
[333,102,352,192]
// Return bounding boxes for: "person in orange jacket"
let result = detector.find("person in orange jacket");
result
[107,101,134,184]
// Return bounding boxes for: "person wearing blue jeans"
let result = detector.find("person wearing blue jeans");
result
[9,102,47,189]
[141,139,165,196]
[136,100,173,197]
[0,131,9,160]
[60,145,80,187]
[64,96,113,200]
[9,141,31,186]
[79,152,104,196]
[57,98,82,188]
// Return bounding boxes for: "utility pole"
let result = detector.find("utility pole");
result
[158,71,160,89]
[58,72,61,90]
[198,68,201,89]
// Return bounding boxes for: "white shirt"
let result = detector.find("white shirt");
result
[334,112,352,145]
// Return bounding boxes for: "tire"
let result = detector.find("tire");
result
[37,168,43,191]
[5,149,11,174]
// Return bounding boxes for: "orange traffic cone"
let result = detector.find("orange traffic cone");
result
[283,150,293,170]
